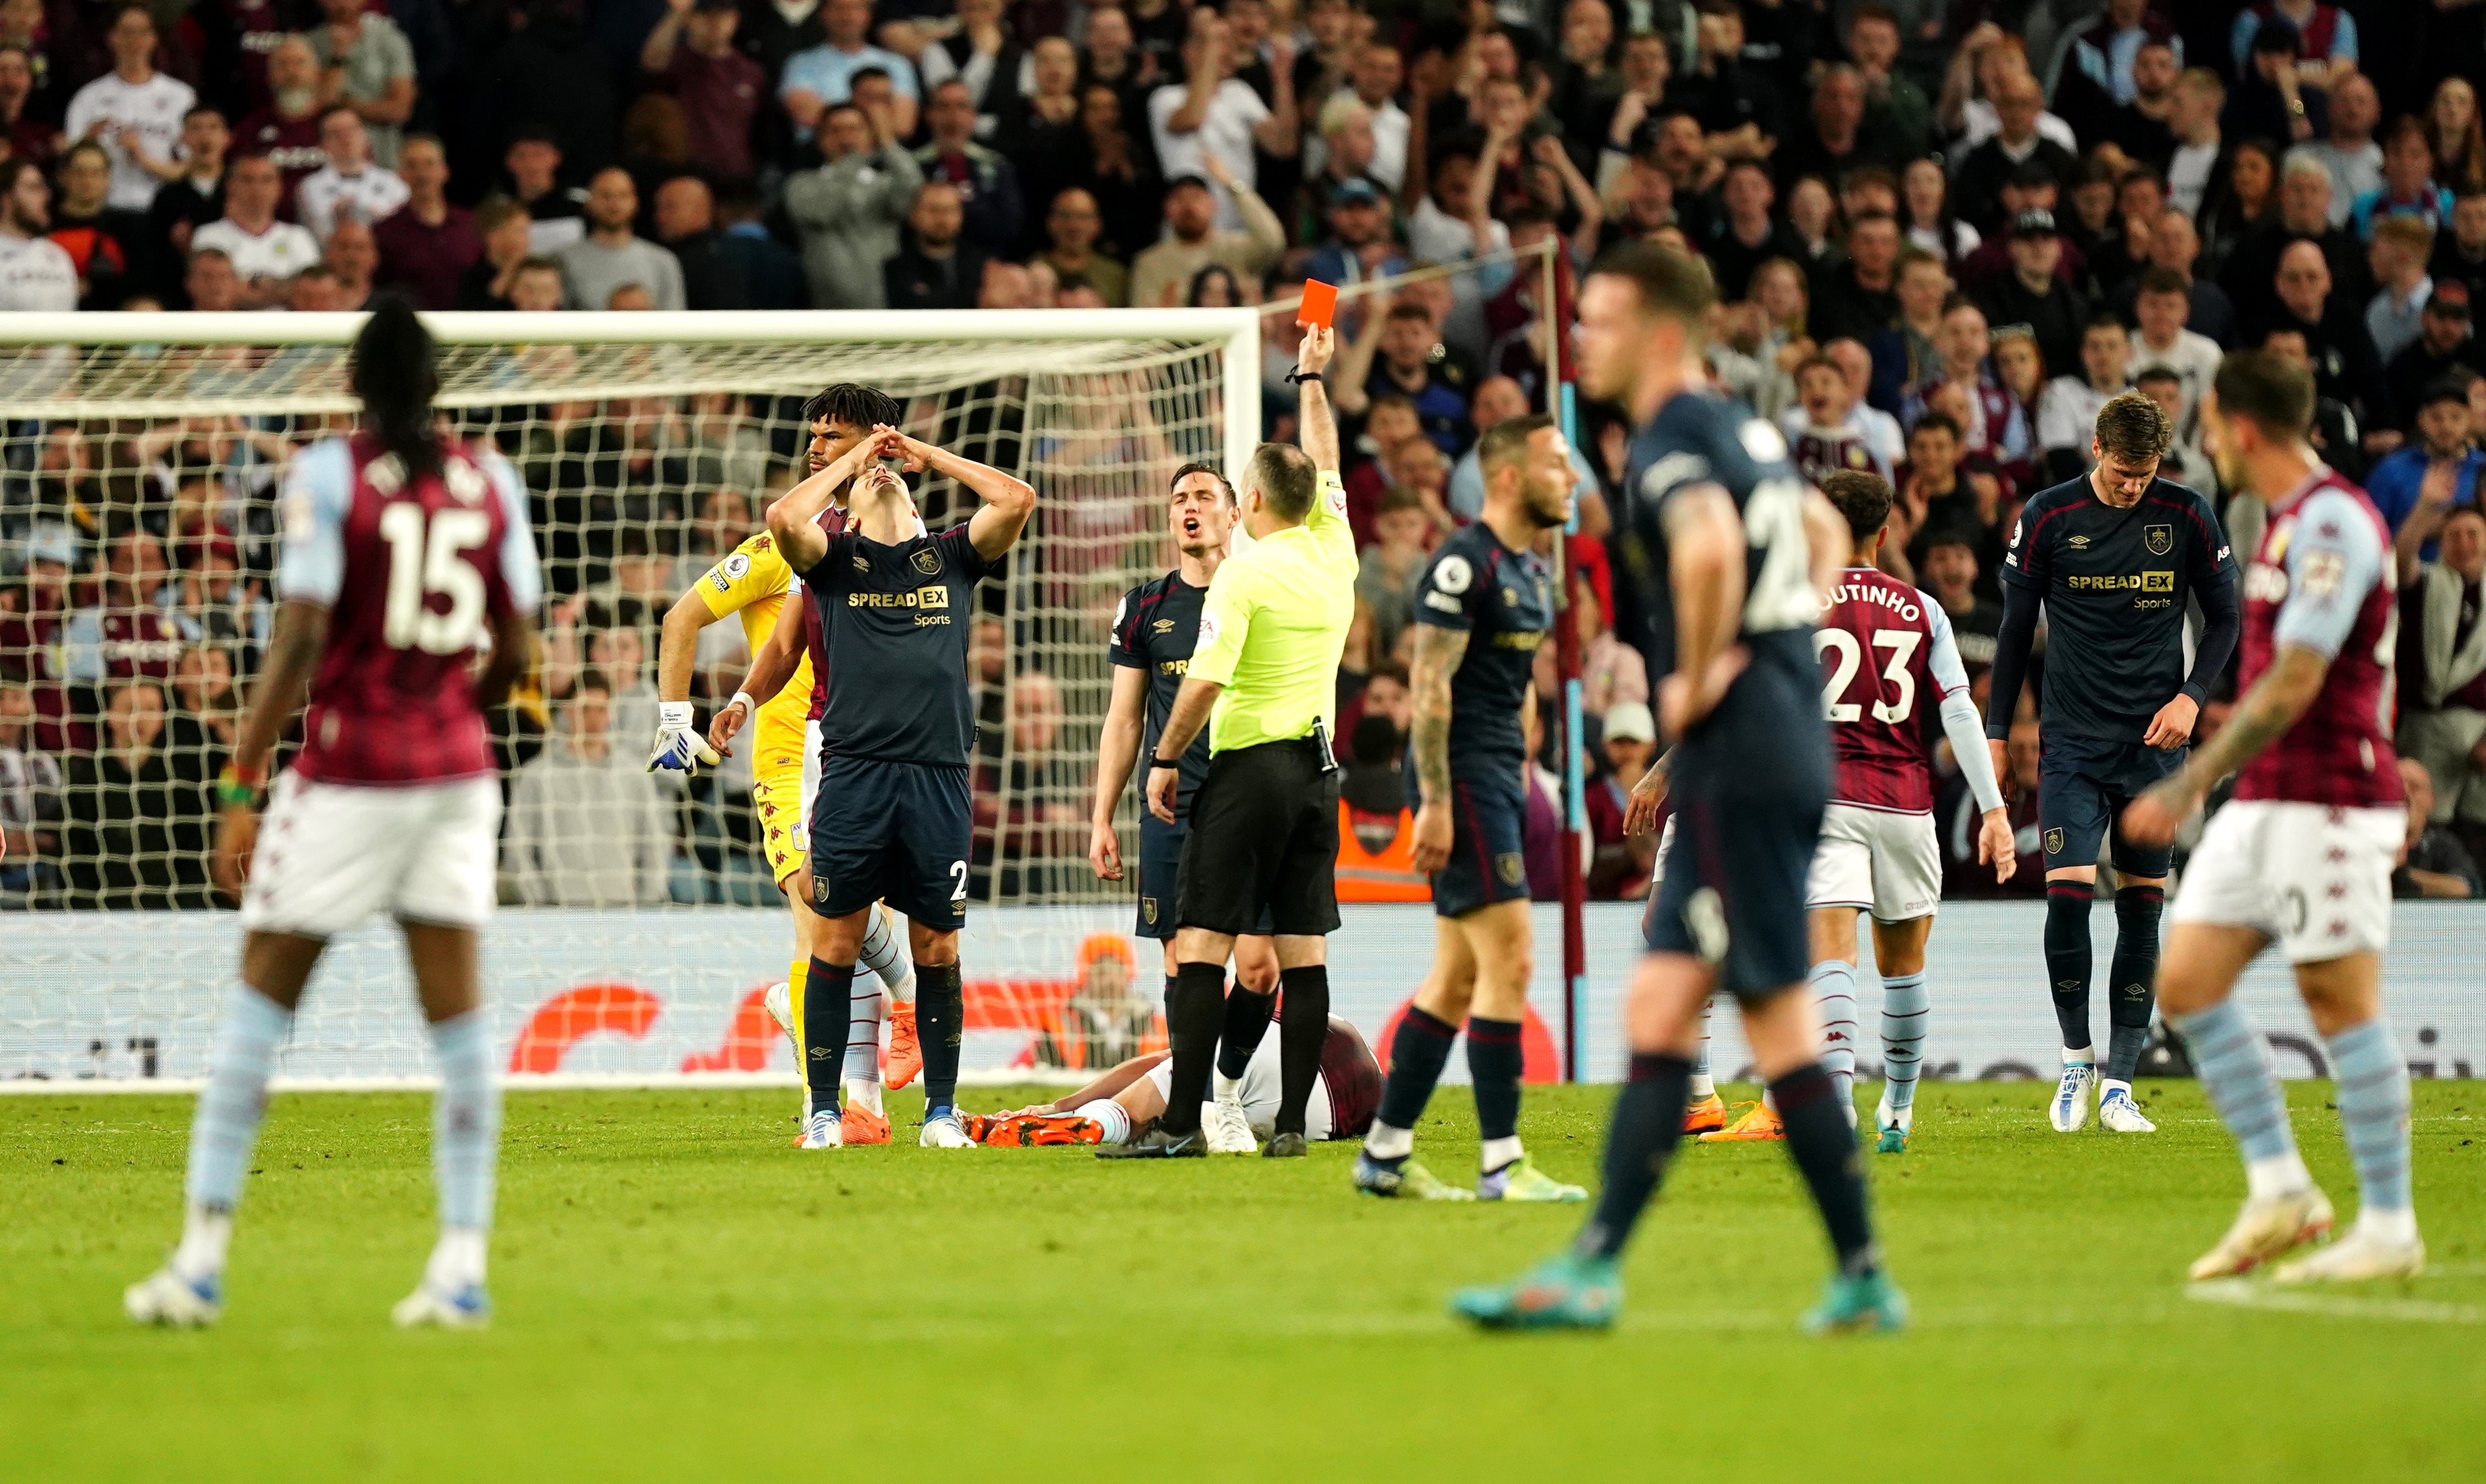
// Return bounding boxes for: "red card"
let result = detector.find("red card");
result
[1298,280,1338,330]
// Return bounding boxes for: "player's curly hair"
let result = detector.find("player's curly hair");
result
[350,293,441,480]
[1818,470,1893,545]
[802,382,902,432]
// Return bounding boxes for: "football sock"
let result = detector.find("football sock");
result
[2105,884,2163,1083]
[1371,1005,1457,1156]
[1079,1100,1132,1145]
[1216,981,1274,1081]
[1274,965,1329,1137]
[916,961,963,1119]
[180,982,292,1272]
[1467,1015,1524,1170]
[785,959,807,1051]
[1771,1062,1879,1276]
[1575,1053,1692,1261]
[2325,1018,2414,1225]
[860,908,914,1003]
[1810,959,1859,1109]
[801,956,853,1117]
[844,976,885,1105]
[426,1009,500,1236]
[1689,999,1714,1100]
[2171,998,2307,1196]
[1160,961,1225,1135]
[425,1225,488,1292]
[2044,880,2094,1050]
[1878,971,1929,1116]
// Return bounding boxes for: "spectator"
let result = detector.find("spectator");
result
[2292,69,2381,229]
[557,167,684,311]
[1448,377,1598,521]
[191,154,321,309]
[877,179,980,309]
[1865,248,1950,414]
[1148,8,1294,233]
[1811,209,1903,347]
[2368,380,2484,541]
[2387,288,2486,436]
[2128,265,2224,428]
[1895,410,2002,583]
[2260,324,2368,481]
[2036,314,2134,483]
[0,157,77,312]
[62,3,192,214]
[507,254,565,313]
[320,215,377,308]
[914,77,1022,256]
[2137,208,2237,346]
[2227,0,2357,84]
[310,0,417,167]
[1353,484,1430,662]
[504,670,674,906]
[164,643,241,868]
[2352,117,2455,244]
[781,0,919,145]
[1038,187,1124,307]
[1827,336,1909,471]
[2134,365,2219,496]
[652,175,735,311]
[1954,73,2075,237]
[1127,161,1280,309]
[784,100,920,309]
[502,127,588,255]
[182,246,242,312]
[640,0,763,184]
[1336,297,1474,455]
[910,0,1021,129]
[2366,215,2438,367]
[145,106,229,299]
[1584,699,1657,899]
[458,195,533,309]
[1897,156,1978,271]
[63,680,187,910]
[1849,5,1933,161]
[2056,0,2179,113]
[370,133,477,311]
[233,36,328,211]
[2220,151,2365,331]
[1340,42,1408,194]
[710,177,806,308]
[2393,758,2480,899]
[1789,351,1892,487]
[48,142,145,311]
[2435,192,2486,309]
[1676,0,1783,161]
[295,106,408,246]
[1918,531,2000,675]
[1946,716,2043,897]
[2162,67,2223,219]
[1975,208,2088,377]
[0,45,50,176]
[2395,504,2486,859]
[1305,175,1402,289]
[2265,237,2394,438]
[1568,578,1647,719]
[0,682,63,902]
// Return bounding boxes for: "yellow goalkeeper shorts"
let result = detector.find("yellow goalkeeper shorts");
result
[752,765,807,885]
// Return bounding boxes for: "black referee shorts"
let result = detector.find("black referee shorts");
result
[1175,738,1341,937]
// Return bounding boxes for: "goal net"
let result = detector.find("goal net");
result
[0,308,1258,1089]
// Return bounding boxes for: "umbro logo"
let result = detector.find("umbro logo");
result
[1153,618,1174,633]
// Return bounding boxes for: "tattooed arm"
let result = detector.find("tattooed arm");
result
[1407,624,1470,876]
[2121,645,2330,847]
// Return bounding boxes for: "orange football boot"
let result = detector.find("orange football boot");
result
[885,1004,921,1089]
[841,1102,892,1145]
[1697,1101,1784,1143]
[979,1112,1105,1146]
[1682,1092,1728,1134]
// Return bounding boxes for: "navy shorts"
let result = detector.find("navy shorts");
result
[810,755,971,932]
[2038,732,2184,879]
[1642,762,1823,1001]
[1138,816,1273,941]
[1431,776,1530,919]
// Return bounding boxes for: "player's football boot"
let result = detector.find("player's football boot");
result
[1800,1269,1908,1335]
[1450,1252,1622,1331]
[2272,1223,2424,1284]
[1682,1092,1729,1134]
[974,1111,1106,1146]
[1873,1094,1912,1154]
[1352,1154,1475,1200]
[2097,1085,2157,1133]
[123,1264,222,1328]
[2049,1057,2096,1132]
[840,1102,892,1145]
[798,1108,844,1150]
[391,1279,492,1330]
[1095,1119,1208,1159]
[2187,1185,2336,1280]
[1262,1131,1309,1158]
[763,980,805,1119]
[884,1004,922,1089]
[1478,1157,1587,1202]
[919,1112,975,1149]
[1203,1097,1258,1154]
[1697,1101,1783,1142]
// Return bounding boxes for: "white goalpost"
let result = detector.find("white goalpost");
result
[0,308,1258,1091]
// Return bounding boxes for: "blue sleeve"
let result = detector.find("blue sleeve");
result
[1413,538,1481,632]
[2363,455,2417,531]
[2271,491,2386,659]
[274,439,355,606]
[2328,11,2358,62]
[483,451,542,616]
[59,609,101,683]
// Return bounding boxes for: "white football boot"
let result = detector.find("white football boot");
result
[2273,1222,2425,1284]
[2049,1053,2097,1132]
[2189,1184,2336,1280]
[2098,1084,2157,1133]
[798,1107,844,1150]
[391,1279,492,1329]
[124,1264,222,1328]
[1203,1097,1258,1154]
[919,1112,975,1149]
[764,981,806,1122]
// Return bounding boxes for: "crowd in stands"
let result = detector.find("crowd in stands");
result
[3,0,2485,910]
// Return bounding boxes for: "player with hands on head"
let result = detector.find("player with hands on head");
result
[1352,410,1584,1203]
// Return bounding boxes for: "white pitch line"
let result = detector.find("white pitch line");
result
[2186,1279,2484,1325]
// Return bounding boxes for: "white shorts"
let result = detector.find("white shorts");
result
[2171,800,2404,963]
[1806,804,1941,922]
[1143,1029,1335,1141]
[239,773,502,938]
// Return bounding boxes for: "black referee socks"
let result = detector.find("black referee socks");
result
[1217,983,1276,1081]
[802,957,853,1115]
[1274,966,1329,1137]
[1161,961,1226,1135]
[2105,884,2165,1082]
[2043,881,2095,1050]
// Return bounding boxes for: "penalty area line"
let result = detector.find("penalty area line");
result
[2186,1279,2484,1325]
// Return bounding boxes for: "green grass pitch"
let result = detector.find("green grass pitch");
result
[5,1081,2482,1481]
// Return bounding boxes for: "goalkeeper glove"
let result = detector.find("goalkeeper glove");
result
[648,700,721,775]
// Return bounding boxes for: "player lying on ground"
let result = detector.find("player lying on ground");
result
[1091,459,1282,1154]
[964,1016,1381,1148]
[127,298,540,1330]
[1985,390,2240,1136]
[755,420,1033,1149]
[2123,350,2424,1284]
[1352,411,1584,1203]
[1454,243,1906,1336]
[655,386,921,1141]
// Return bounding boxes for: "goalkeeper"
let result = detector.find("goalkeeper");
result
[653,386,919,1139]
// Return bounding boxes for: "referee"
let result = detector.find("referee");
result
[1100,323,1359,1160]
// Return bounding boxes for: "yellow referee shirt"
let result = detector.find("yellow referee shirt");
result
[1187,469,1358,753]
[694,530,819,771]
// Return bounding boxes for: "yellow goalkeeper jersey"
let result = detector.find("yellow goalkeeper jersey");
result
[694,530,817,774]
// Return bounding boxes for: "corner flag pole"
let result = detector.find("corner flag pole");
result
[1539,238,1587,1084]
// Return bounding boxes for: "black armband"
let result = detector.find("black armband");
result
[1285,369,1325,385]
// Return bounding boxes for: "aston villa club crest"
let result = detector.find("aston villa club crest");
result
[913,548,943,575]
[2044,828,2064,856]
[2145,524,2173,557]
